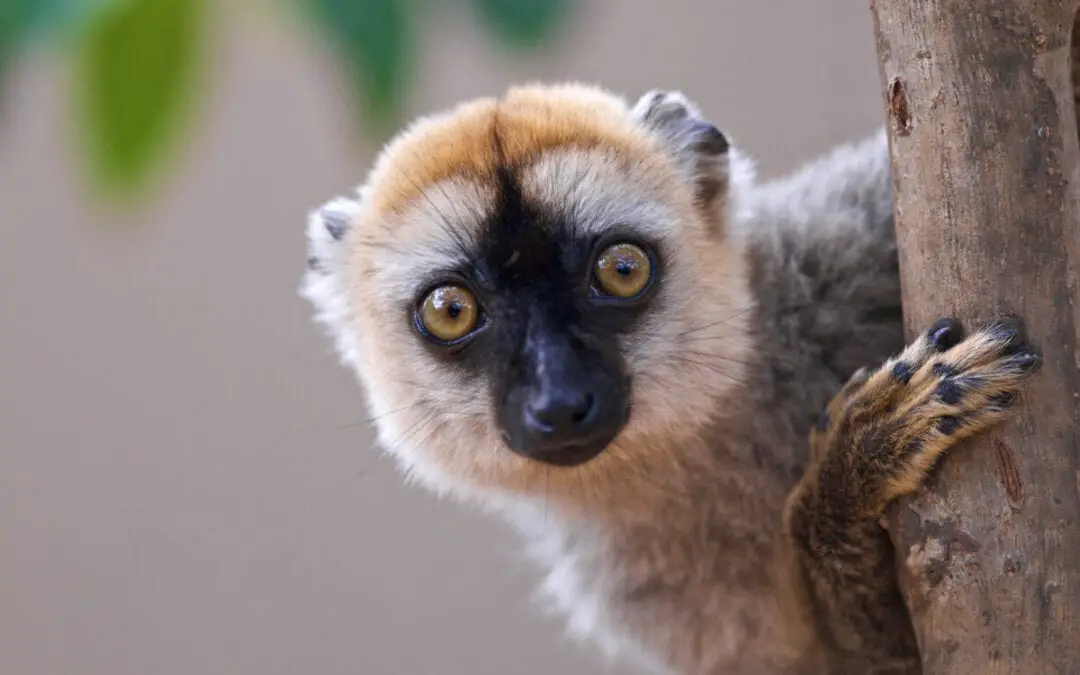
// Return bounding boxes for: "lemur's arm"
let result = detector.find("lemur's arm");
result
[784,317,1040,672]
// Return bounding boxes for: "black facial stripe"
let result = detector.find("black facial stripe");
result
[407,152,660,463]
[476,163,588,370]
[414,157,663,353]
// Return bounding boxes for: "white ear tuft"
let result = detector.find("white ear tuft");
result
[306,197,360,266]
[300,195,364,369]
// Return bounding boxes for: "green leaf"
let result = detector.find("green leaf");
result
[76,0,207,194]
[25,0,121,44]
[306,0,411,135]
[0,0,36,55]
[0,0,38,96]
[1,1,117,99]
[471,0,572,48]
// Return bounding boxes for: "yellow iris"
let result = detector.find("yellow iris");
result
[418,285,479,342]
[594,243,652,298]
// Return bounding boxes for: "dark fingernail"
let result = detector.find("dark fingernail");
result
[928,318,963,350]
[989,317,1022,346]
[1011,351,1041,372]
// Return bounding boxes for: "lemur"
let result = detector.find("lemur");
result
[300,84,1040,674]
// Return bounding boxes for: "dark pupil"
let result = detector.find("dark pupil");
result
[615,259,633,276]
[447,301,461,319]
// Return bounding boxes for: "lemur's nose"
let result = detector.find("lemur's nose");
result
[524,389,598,435]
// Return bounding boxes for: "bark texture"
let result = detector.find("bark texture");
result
[870,1,1080,672]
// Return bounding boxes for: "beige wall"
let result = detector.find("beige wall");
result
[0,2,883,674]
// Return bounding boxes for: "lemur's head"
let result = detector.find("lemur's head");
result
[302,84,756,512]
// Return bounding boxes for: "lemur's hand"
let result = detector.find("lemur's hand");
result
[784,317,1039,669]
[808,317,1040,515]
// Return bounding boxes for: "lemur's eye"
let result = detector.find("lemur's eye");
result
[417,285,479,343]
[593,243,653,299]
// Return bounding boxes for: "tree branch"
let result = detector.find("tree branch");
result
[870,0,1080,672]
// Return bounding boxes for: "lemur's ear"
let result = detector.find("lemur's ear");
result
[630,90,730,210]
[305,197,359,274]
[300,195,363,368]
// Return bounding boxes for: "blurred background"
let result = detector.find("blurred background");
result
[0,1,885,673]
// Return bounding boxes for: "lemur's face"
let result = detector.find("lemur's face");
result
[303,84,755,505]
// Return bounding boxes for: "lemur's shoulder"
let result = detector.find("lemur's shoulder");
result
[737,128,893,241]
[736,129,903,389]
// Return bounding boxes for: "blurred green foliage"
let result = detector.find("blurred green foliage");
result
[0,0,574,199]
[305,0,411,136]
[0,1,37,93]
[77,0,205,194]
[472,0,570,47]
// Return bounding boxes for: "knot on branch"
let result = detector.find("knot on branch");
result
[887,78,912,136]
